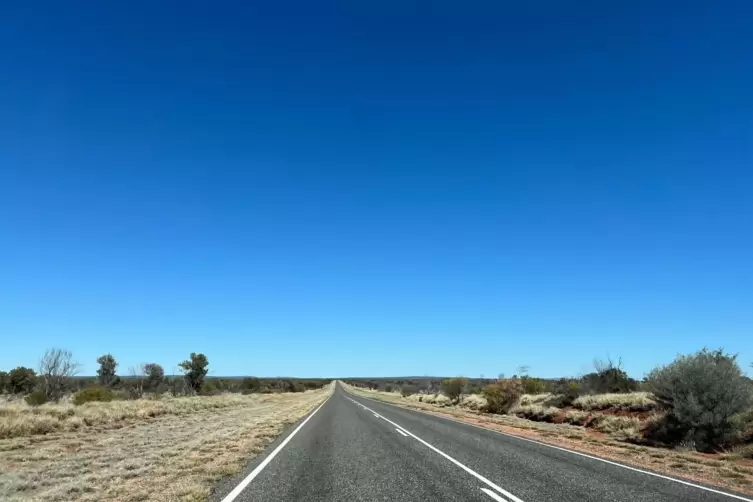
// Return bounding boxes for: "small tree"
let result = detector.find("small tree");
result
[483,378,523,414]
[178,353,209,393]
[96,353,118,386]
[39,349,81,401]
[646,348,753,451]
[9,366,37,394]
[440,377,468,402]
[143,363,165,391]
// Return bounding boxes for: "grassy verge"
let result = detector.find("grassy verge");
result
[341,383,753,495]
[0,385,333,502]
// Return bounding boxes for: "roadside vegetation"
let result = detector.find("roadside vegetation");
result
[343,348,753,494]
[0,349,333,501]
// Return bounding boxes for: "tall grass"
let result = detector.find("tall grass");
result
[0,392,322,439]
[572,392,657,411]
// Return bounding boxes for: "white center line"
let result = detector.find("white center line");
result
[346,396,525,502]
[395,428,409,437]
[481,487,509,502]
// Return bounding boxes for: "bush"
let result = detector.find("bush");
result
[580,358,638,394]
[401,385,417,397]
[520,376,546,394]
[9,367,37,394]
[482,379,523,414]
[73,386,115,405]
[553,378,581,406]
[645,348,753,452]
[24,390,48,406]
[441,377,468,402]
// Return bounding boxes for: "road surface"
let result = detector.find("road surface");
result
[210,383,752,502]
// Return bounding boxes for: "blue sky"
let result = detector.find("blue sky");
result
[1,1,751,378]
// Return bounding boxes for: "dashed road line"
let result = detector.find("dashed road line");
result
[346,396,525,502]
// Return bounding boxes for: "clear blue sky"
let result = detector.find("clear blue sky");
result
[1,1,751,378]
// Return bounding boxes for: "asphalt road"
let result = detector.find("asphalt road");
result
[210,383,753,502]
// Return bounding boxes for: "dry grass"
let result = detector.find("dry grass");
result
[510,404,560,422]
[460,394,487,410]
[519,393,559,406]
[572,392,658,412]
[0,395,266,439]
[0,386,332,502]
[406,393,452,407]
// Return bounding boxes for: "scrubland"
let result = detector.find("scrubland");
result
[0,386,332,502]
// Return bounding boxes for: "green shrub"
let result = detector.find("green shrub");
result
[581,358,638,394]
[553,378,581,406]
[645,348,753,452]
[9,367,37,394]
[24,390,48,406]
[73,386,115,405]
[401,385,417,397]
[441,377,468,402]
[483,379,523,414]
[520,376,546,394]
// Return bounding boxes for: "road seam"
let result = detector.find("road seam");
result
[346,396,526,502]
[347,391,753,502]
[219,395,332,502]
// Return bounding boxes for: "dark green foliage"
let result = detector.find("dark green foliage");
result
[441,377,468,402]
[646,348,753,452]
[96,353,118,386]
[553,378,581,406]
[241,377,261,394]
[483,379,523,414]
[24,390,48,406]
[581,358,638,394]
[143,363,165,391]
[9,367,37,394]
[178,353,209,393]
[0,371,9,393]
[73,386,115,405]
[401,384,418,397]
[384,384,394,392]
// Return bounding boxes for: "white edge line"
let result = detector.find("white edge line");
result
[220,396,331,502]
[347,392,753,502]
[395,427,409,437]
[481,487,509,502]
[345,396,525,502]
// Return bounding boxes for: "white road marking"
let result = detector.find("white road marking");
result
[395,428,409,437]
[220,397,331,502]
[346,396,525,502]
[348,392,753,502]
[481,487,509,502]
[373,412,380,418]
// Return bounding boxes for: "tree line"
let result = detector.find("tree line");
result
[0,348,330,404]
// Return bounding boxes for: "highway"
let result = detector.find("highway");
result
[210,383,753,502]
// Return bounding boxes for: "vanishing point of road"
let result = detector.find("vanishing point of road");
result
[209,383,753,502]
